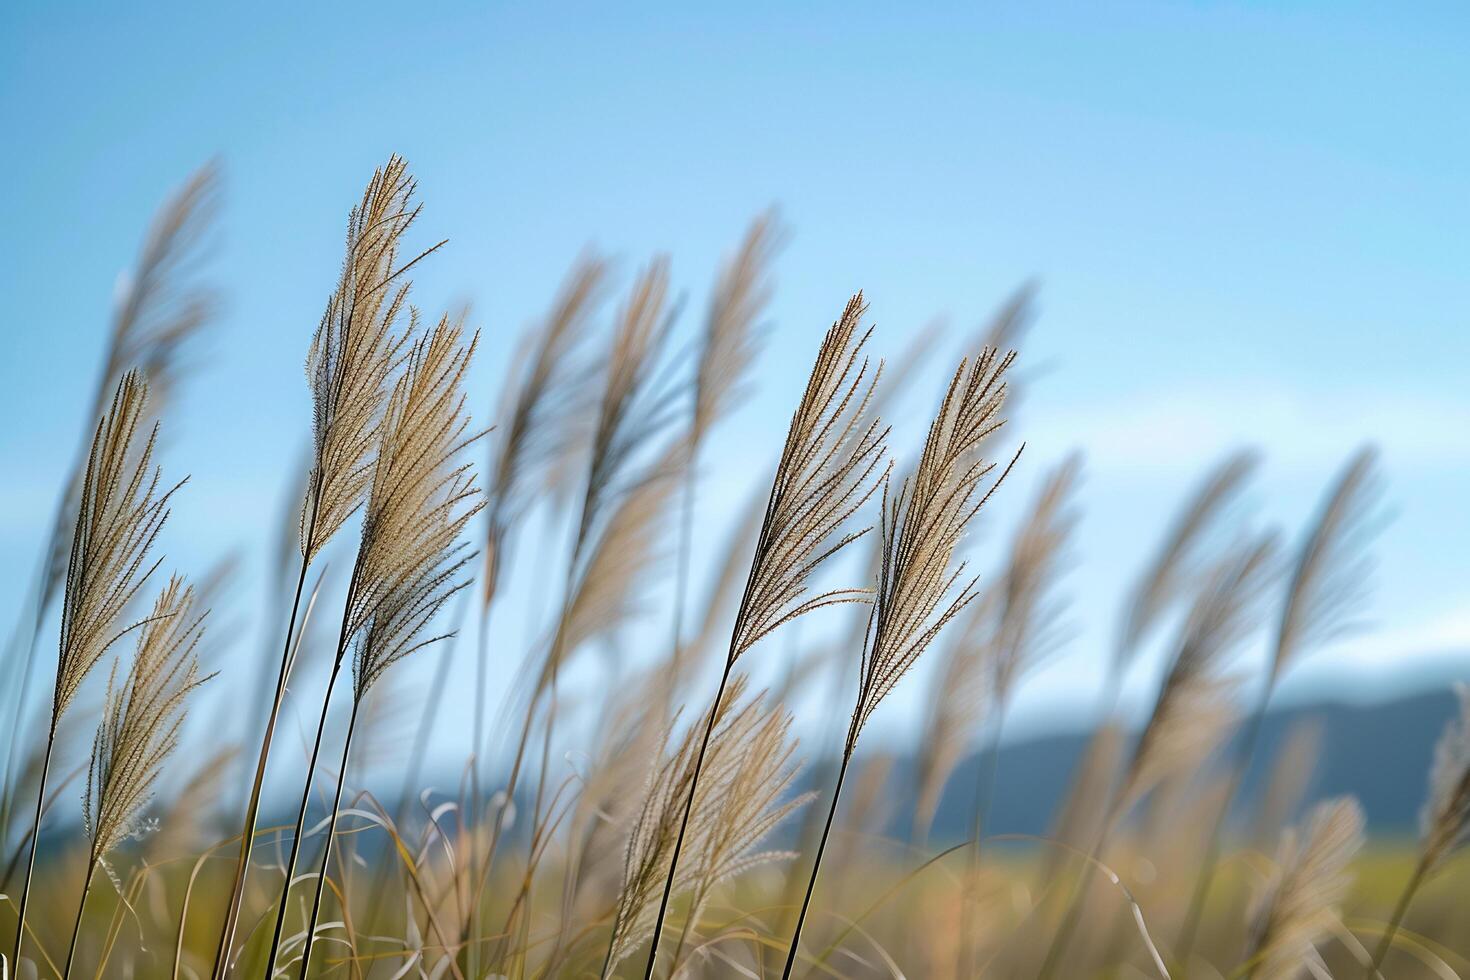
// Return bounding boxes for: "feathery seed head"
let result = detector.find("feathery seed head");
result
[991,452,1081,704]
[57,370,183,721]
[351,316,484,700]
[850,347,1019,749]
[1271,446,1383,681]
[693,212,782,444]
[84,576,212,863]
[1244,797,1364,980]
[1114,450,1260,676]
[303,155,441,562]
[604,678,805,974]
[483,255,606,607]
[1125,530,1279,802]
[1420,683,1470,873]
[729,294,890,665]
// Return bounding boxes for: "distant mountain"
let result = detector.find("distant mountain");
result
[902,685,1461,845]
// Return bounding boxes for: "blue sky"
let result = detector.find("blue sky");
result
[2,2,1467,766]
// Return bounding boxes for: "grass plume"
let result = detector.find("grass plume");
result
[12,368,182,967]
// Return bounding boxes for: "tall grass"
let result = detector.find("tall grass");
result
[2,156,1465,980]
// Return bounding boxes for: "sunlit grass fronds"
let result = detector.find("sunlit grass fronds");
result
[1176,448,1382,966]
[692,212,782,444]
[71,577,212,973]
[574,259,679,566]
[84,577,211,863]
[1270,447,1382,681]
[1123,532,1279,803]
[482,255,606,607]
[57,371,183,720]
[851,348,1018,746]
[679,694,810,964]
[1112,450,1260,678]
[303,154,441,563]
[351,316,485,692]
[562,449,682,657]
[604,679,748,977]
[295,314,483,979]
[1243,797,1364,980]
[914,595,996,843]
[1253,719,1326,845]
[730,294,889,664]
[101,163,221,408]
[606,679,805,977]
[964,283,1036,414]
[39,163,219,609]
[641,296,889,978]
[13,368,183,966]
[990,451,1081,706]
[1420,684,1470,875]
[1363,684,1470,978]
[782,345,1018,980]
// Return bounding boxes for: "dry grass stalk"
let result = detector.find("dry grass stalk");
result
[0,162,219,903]
[850,348,1017,748]
[1270,447,1382,682]
[572,259,679,570]
[990,452,1081,707]
[562,450,683,656]
[215,155,440,978]
[914,595,996,843]
[1175,448,1382,966]
[56,373,183,720]
[350,316,485,688]
[13,368,182,967]
[289,315,483,979]
[1048,450,1258,876]
[676,695,809,968]
[692,212,782,445]
[665,213,782,704]
[38,164,219,612]
[1123,532,1278,804]
[641,295,889,979]
[1113,450,1260,681]
[1356,685,1470,978]
[476,263,681,970]
[469,254,605,942]
[70,577,212,975]
[729,294,890,665]
[481,255,606,608]
[605,678,805,977]
[782,343,1018,980]
[914,447,1076,847]
[83,578,211,864]
[303,154,441,563]
[1037,531,1277,980]
[1420,683,1470,873]
[1242,797,1364,980]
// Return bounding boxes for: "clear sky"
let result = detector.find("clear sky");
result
[2,2,1467,767]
